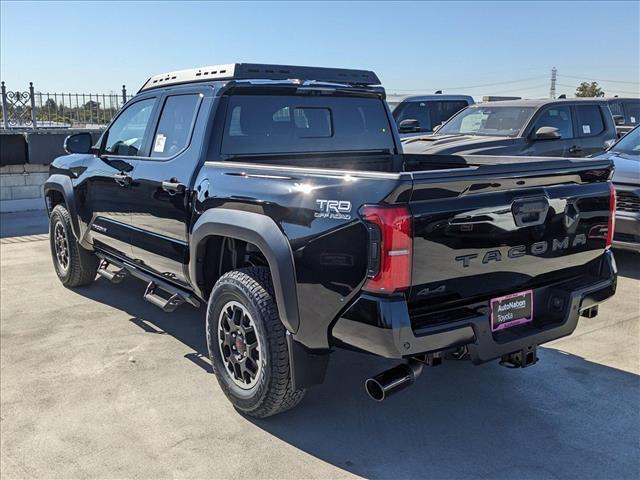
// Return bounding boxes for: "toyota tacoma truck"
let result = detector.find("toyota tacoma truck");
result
[45,63,617,417]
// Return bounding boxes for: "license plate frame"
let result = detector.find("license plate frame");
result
[490,290,533,332]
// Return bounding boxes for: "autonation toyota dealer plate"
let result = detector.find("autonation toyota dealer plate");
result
[490,290,533,331]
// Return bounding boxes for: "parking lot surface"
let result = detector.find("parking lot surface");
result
[1,219,638,479]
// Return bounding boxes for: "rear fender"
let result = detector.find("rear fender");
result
[190,208,300,333]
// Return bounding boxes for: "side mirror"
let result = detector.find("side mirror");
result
[604,138,616,150]
[613,115,625,126]
[432,122,444,133]
[398,118,421,134]
[532,126,561,140]
[64,132,93,154]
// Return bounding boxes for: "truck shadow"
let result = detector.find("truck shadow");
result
[613,248,640,280]
[77,276,211,373]
[76,276,639,479]
[250,349,639,479]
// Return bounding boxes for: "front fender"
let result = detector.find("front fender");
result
[44,174,81,241]
[190,209,300,333]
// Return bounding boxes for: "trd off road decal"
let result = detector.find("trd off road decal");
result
[315,200,352,220]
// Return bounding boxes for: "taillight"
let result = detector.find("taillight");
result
[606,182,616,249]
[361,205,412,293]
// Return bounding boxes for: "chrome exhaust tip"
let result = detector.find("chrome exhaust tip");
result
[364,360,423,402]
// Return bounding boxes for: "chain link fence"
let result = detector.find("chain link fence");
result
[0,81,134,129]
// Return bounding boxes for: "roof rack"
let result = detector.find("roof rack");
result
[139,63,381,92]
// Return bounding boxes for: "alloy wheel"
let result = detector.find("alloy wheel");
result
[54,221,70,274]
[217,301,263,389]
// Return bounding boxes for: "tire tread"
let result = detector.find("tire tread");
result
[207,267,305,418]
[50,204,98,287]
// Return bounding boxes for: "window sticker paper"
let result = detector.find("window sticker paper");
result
[154,134,167,153]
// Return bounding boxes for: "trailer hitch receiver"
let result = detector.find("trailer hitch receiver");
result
[500,345,538,368]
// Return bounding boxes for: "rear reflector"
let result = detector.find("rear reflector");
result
[606,182,616,249]
[361,205,412,293]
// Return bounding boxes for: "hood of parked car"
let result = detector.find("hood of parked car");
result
[593,151,640,185]
[401,134,521,155]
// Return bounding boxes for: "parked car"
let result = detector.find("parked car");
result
[392,94,474,137]
[606,97,640,137]
[403,98,618,157]
[592,125,640,251]
[45,63,616,417]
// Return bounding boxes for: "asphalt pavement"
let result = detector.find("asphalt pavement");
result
[0,212,638,479]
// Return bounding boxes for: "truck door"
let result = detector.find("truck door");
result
[527,105,573,156]
[81,97,158,258]
[127,90,205,286]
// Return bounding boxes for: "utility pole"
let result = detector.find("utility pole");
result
[550,67,557,99]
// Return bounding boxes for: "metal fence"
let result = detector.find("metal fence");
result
[0,81,134,129]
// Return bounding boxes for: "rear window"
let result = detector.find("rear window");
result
[221,95,394,155]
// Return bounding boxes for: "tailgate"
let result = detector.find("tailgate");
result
[407,158,613,308]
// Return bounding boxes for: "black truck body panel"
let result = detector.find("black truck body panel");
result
[44,67,618,390]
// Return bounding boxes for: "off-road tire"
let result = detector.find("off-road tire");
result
[49,204,98,287]
[206,267,305,418]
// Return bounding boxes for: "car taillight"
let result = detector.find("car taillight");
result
[606,182,616,249]
[361,205,412,293]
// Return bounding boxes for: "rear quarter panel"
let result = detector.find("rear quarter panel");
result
[192,162,410,349]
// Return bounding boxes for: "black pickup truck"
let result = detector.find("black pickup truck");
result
[46,64,617,418]
[404,99,618,158]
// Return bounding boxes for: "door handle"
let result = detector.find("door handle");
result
[162,179,186,195]
[114,172,131,187]
[568,145,583,154]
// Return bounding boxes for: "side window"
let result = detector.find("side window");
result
[150,94,200,159]
[575,105,604,137]
[624,101,639,125]
[533,106,573,139]
[431,101,469,126]
[393,101,431,132]
[609,101,624,117]
[103,98,155,156]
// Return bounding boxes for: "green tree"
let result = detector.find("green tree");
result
[575,81,604,97]
[42,98,58,111]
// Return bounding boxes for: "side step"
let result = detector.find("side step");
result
[95,252,200,312]
[144,282,186,313]
[97,259,127,283]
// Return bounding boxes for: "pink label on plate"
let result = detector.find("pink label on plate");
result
[490,290,533,332]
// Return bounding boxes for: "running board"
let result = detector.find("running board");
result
[95,252,200,311]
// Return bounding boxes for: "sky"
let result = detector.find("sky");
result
[1,0,639,100]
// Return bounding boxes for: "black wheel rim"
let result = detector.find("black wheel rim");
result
[53,221,70,274]
[217,301,263,389]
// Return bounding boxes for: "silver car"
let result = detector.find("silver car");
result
[594,125,640,252]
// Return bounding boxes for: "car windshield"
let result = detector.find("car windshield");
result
[611,127,640,157]
[438,106,535,137]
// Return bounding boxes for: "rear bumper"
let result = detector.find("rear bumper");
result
[332,251,617,363]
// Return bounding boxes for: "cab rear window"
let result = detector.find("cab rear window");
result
[221,95,394,155]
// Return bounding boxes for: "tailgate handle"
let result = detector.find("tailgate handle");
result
[512,197,549,227]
